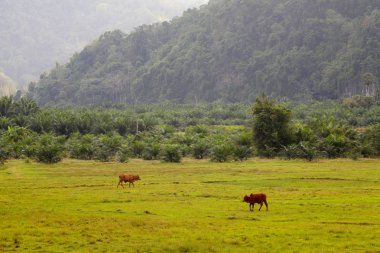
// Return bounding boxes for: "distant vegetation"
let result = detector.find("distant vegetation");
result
[0,0,207,89]
[0,71,17,97]
[28,0,380,105]
[1,95,380,164]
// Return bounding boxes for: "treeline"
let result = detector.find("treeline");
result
[1,96,380,164]
[28,0,380,105]
[252,96,380,161]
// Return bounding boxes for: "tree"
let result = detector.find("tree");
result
[252,95,293,157]
[362,72,376,97]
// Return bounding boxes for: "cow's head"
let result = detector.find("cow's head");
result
[243,195,251,203]
[135,175,141,180]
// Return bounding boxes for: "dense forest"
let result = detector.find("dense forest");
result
[0,0,207,91]
[28,0,380,106]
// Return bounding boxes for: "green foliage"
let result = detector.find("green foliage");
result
[191,139,209,159]
[232,145,251,161]
[93,133,123,162]
[280,142,318,161]
[116,144,130,163]
[0,96,39,118]
[363,124,380,156]
[161,145,182,163]
[1,98,380,164]
[210,144,233,162]
[252,96,292,157]
[0,126,34,159]
[142,142,161,160]
[66,133,96,160]
[131,141,146,158]
[28,0,380,105]
[34,133,64,163]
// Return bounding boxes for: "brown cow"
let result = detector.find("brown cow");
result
[117,174,140,188]
[243,193,268,211]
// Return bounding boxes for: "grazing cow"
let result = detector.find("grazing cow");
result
[243,193,268,211]
[117,174,140,188]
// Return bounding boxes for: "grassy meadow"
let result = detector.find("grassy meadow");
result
[0,158,379,252]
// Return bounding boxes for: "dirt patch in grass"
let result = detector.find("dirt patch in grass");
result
[321,221,378,226]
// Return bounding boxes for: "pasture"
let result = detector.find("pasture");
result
[0,159,379,252]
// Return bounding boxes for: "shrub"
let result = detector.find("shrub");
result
[66,133,96,160]
[94,133,123,162]
[192,140,209,159]
[131,141,146,158]
[142,142,160,160]
[232,145,252,161]
[161,145,182,163]
[34,134,64,163]
[363,124,380,156]
[210,144,233,162]
[280,142,318,161]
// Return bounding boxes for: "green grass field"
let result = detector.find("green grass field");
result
[1,159,379,252]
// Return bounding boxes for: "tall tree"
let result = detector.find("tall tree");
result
[251,95,292,157]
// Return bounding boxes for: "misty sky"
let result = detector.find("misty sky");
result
[0,0,208,88]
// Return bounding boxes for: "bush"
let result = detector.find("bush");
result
[192,140,209,159]
[363,124,380,156]
[34,134,64,163]
[66,133,96,160]
[94,133,123,162]
[210,144,233,162]
[280,142,318,161]
[131,141,146,158]
[142,142,160,160]
[161,145,182,163]
[232,145,252,161]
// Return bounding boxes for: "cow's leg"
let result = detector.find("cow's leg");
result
[117,180,124,188]
[259,202,263,211]
[251,203,254,211]
[264,200,268,211]
[131,182,134,187]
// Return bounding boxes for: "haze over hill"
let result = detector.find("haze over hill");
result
[0,0,208,95]
[29,0,380,106]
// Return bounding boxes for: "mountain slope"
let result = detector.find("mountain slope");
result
[29,0,380,105]
[0,0,207,88]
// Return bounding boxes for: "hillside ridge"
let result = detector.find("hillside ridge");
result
[28,0,380,105]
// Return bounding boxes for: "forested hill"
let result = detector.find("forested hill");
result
[28,0,380,106]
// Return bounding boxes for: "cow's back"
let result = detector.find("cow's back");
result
[251,193,266,202]
[119,174,138,182]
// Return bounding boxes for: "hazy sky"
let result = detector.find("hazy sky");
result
[0,0,208,89]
